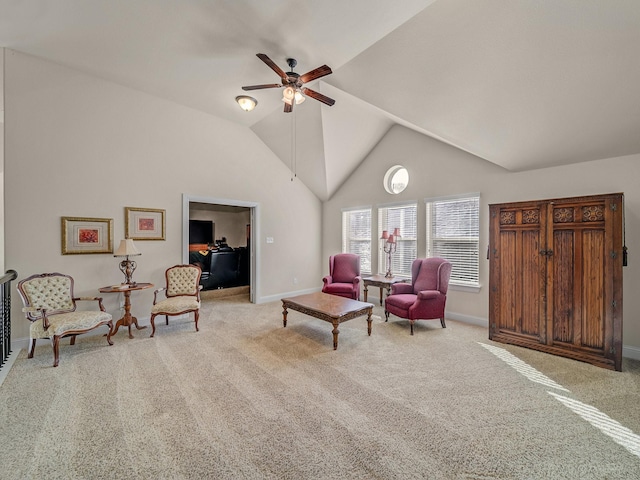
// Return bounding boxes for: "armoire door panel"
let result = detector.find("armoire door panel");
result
[581,229,605,350]
[552,230,575,343]
[520,230,543,337]
[497,230,517,332]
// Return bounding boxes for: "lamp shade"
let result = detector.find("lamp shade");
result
[380,230,389,240]
[114,239,141,257]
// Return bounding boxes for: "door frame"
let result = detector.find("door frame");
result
[182,194,259,303]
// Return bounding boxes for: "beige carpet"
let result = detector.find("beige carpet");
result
[1,295,639,479]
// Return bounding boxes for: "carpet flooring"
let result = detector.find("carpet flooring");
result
[1,294,639,479]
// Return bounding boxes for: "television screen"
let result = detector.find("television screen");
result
[189,220,214,244]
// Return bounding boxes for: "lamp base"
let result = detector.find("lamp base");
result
[119,258,137,285]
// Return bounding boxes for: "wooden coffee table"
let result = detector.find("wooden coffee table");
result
[362,274,409,306]
[281,292,374,350]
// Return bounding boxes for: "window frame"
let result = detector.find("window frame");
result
[425,193,480,289]
[377,202,418,277]
[341,206,372,274]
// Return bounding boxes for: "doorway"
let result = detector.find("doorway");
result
[182,195,258,303]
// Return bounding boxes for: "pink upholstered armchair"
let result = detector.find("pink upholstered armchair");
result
[384,257,452,335]
[322,253,361,300]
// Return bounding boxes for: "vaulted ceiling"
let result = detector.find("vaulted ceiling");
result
[2,0,639,200]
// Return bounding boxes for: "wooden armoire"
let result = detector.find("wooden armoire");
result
[489,193,624,371]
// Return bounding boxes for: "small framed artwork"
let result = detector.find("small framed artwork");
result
[125,207,166,240]
[61,217,114,255]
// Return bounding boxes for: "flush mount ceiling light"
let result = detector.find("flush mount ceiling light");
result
[235,95,257,112]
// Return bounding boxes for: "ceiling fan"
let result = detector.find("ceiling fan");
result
[242,53,336,113]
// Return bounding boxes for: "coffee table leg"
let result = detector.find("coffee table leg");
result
[379,287,384,306]
[363,284,368,303]
[367,308,372,336]
[332,320,340,350]
[282,303,288,327]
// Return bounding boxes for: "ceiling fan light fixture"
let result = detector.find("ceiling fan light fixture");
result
[281,96,293,105]
[235,95,257,112]
[282,86,295,101]
[294,91,305,105]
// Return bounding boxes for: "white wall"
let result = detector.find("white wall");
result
[5,50,322,340]
[324,125,640,356]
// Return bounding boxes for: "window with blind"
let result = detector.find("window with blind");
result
[378,203,417,277]
[425,194,480,287]
[342,208,372,273]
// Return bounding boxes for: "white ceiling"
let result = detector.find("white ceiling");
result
[2,0,639,200]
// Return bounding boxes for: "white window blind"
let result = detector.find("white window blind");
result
[425,194,480,287]
[342,208,372,273]
[378,203,417,277]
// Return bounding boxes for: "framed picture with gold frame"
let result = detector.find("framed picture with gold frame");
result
[61,217,114,254]
[125,207,166,240]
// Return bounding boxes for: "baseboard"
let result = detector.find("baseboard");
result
[622,345,640,361]
[447,311,488,328]
[257,287,322,304]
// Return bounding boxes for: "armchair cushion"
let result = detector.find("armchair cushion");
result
[152,296,201,315]
[30,311,113,339]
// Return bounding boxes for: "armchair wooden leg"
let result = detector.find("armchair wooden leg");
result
[106,321,114,346]
[150,314,157,338]
[165,315,169,326]
[410,321,415,335]
[384,310,389,322]
[440,317,446,328]
[27,339,37,359]
[194,311,200,332]
[51,335,61,367]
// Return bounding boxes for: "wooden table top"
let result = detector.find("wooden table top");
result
[99,282,154,293]
[281,292,373,318]
[362,274,408,285]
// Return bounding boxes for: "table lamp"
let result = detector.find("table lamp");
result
[381,228,400,278]
[114,239,141,285]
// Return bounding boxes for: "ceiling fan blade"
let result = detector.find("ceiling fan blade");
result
[299,65,332,83]
[302,87,335,106]
[256,53,288,81]
[242,83,282,91]
[284,102,293,113]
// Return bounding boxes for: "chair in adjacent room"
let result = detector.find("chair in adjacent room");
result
[321,253,361,300]
[17,272,114,367]
[384,257,452,335]
[150,264,202,337]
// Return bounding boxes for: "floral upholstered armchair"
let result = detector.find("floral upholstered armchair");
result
[322,253,361,300]
[384,257,452,335]
[149,264,202,337]
[17,273,114,367]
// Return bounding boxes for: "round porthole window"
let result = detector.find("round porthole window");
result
[383,165,409,194]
